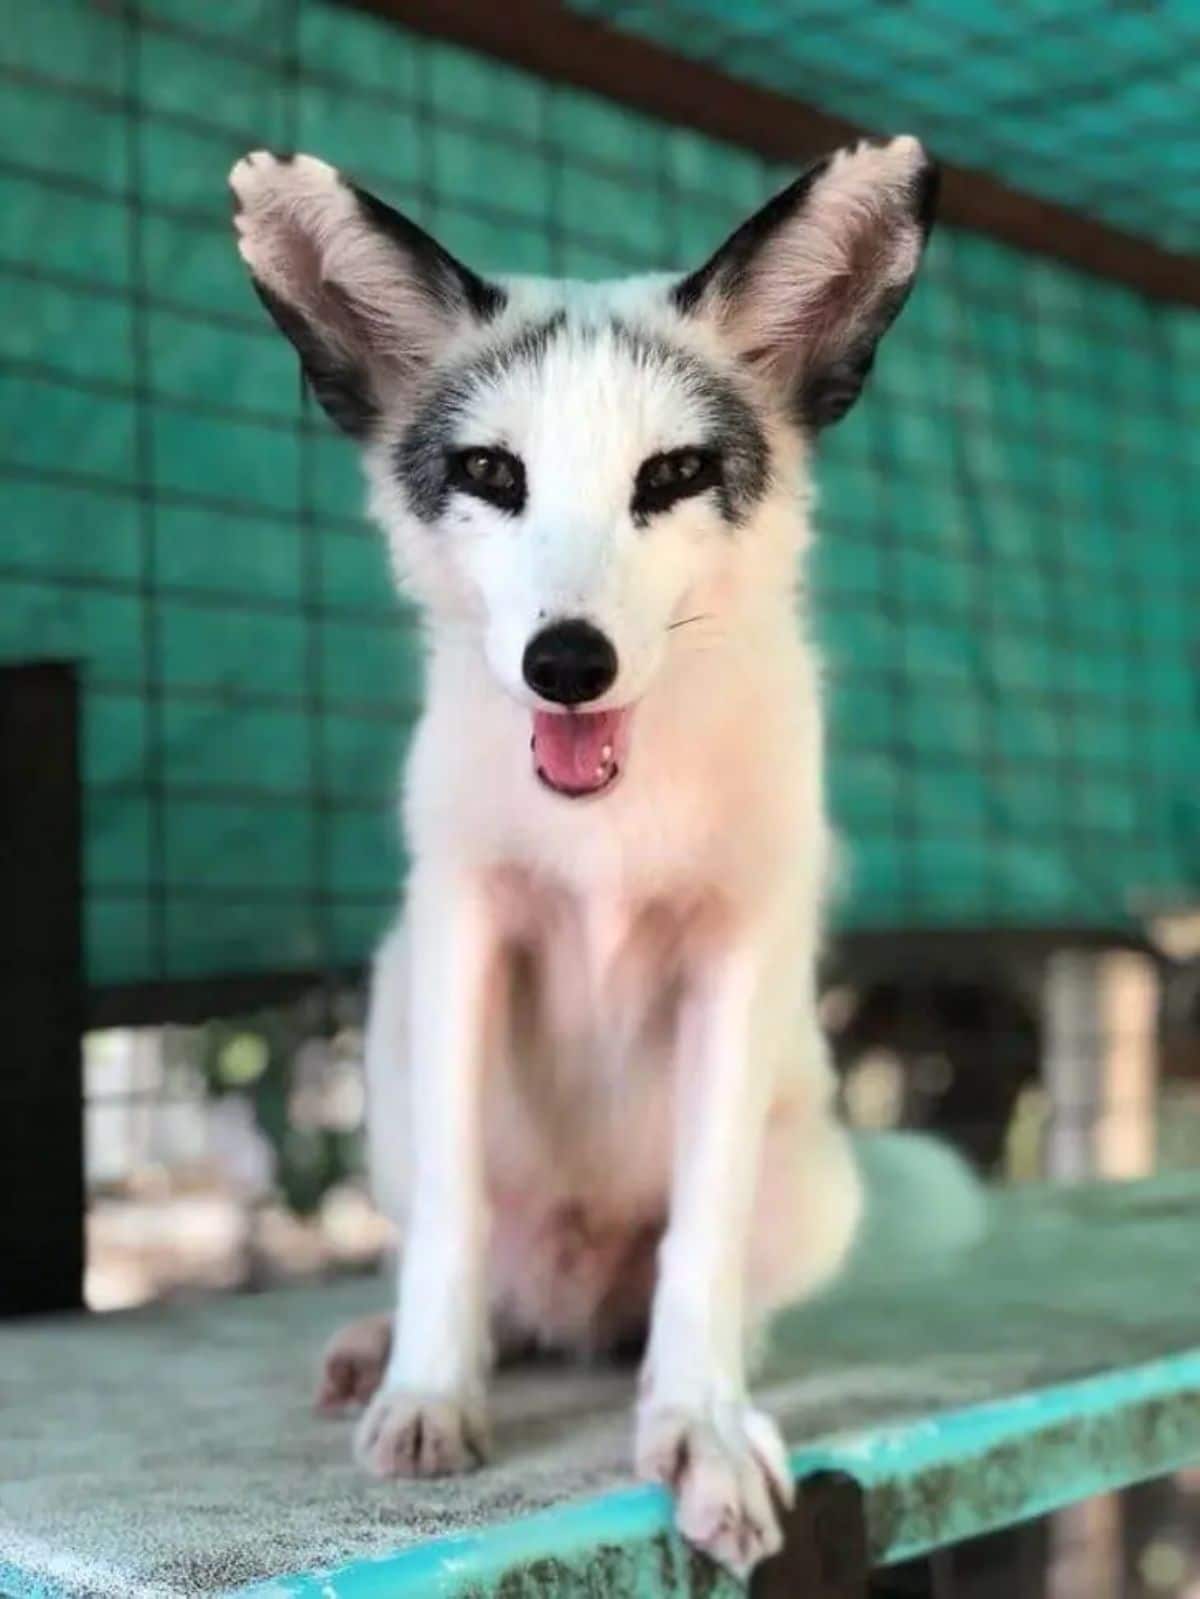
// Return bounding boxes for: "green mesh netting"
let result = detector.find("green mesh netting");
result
[1,0,1198,990]
[570,0,1200,255]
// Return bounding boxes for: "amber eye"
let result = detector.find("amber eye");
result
[464,450,512,488]
[448,447,526,513]
[633,448,720,520]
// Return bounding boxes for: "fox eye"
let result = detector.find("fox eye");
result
[633,448,721,519]
[448,447,526,514]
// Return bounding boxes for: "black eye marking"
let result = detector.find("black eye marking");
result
[446,446,526,515]
[632,448,722,523]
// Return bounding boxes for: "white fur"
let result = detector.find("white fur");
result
[230,137,929,1579]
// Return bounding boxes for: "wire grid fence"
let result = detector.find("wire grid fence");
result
[570,0,1200,256]
[2,1,1199,998]
[2,2,1200,1316]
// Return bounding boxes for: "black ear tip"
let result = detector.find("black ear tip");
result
[800,349,876,431]
[234,147,298,170]
[913,158,941,238]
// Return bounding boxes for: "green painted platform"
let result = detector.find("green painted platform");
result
[2,1173,1199,1598]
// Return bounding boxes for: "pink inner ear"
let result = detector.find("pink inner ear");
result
[233,151,505,397]
[791,235,897,360]
[271,226,367,358]
[274,221,324,308]
[758,215,919,373]
[712,141,930,389]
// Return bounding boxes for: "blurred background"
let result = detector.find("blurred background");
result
[1,1,1198,1594]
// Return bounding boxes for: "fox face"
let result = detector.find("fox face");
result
[231,139,935,798]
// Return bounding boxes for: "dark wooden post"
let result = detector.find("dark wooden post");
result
[753,1473,870,1599]
[0,662,85,1314]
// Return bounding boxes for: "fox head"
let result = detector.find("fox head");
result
[231,139,935,798]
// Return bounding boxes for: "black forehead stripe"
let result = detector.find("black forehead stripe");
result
[464,310,568,388]
[609,322,771,525]
[395,314,568,521]
[395,312,771,526]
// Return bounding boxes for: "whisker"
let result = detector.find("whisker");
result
[667,612,716,632]
[669,627,730,658]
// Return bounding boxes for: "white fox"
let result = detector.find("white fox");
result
[231,134,937,1577]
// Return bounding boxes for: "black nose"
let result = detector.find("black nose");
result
[522,619,618,705]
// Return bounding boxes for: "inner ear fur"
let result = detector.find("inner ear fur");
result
[673,136,938,429]
[230,150,505,437]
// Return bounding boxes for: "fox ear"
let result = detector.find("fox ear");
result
[673,136,937,428]
[229,151,505,437]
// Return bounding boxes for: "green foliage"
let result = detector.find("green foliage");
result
[195,995,365,1216]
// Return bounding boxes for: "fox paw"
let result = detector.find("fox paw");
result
[315,1313,391,1414]
[355,1388,490,1478]
[636,1401,793,1579]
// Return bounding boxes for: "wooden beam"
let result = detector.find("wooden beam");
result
[754,1472,869,1598]
[350,0,1200,309]
[0,663,85,1315]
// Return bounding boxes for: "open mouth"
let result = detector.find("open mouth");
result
[531,707,632,799]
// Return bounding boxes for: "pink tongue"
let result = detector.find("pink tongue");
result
[532,709,628,795]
